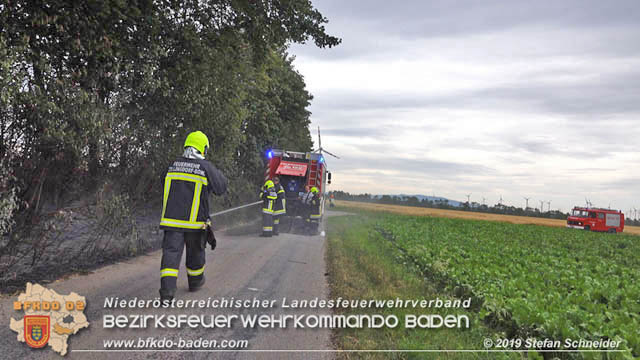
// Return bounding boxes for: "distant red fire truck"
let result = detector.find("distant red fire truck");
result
[566,207,625,233]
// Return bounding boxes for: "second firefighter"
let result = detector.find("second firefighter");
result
[272,176,286,235]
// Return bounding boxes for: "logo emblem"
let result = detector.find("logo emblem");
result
[24,315,50,348]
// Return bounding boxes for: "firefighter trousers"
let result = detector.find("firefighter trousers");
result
[262,213,273,237]
[159,230,206,298]
[273,214,282,235]
[302,206,318,235]
[305,218,319,235]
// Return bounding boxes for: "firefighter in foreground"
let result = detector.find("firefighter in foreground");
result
[272,176,286,235]
[159,131,227,302]
[261,180,277,237]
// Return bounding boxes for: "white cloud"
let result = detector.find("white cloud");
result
[291,1,640,213]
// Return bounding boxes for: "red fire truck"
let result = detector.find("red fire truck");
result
[566,207,625,233]
[264,149,332,222]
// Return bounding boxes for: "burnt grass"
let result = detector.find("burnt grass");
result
[0,205,261,296]
[0,206,161,295]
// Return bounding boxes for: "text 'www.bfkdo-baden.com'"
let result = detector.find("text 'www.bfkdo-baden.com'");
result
[103,337,249,350]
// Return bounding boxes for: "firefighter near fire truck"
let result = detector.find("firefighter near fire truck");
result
[273,176,286,235]
[261,143,335,236]
[300,185,313,230]
[260,180,277,237]
[158,131,228,302]
[259,127,338,235]
[305,186,322,235]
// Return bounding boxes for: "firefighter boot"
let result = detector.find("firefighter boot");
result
[185,232,206,292]
[304,218,314,235]
[310,220,319,235]
[305,218,318,235]
[160,231,184,299]
[273,216,280,236]
[189,273,206,292]
[261,213,273,237]
[159,293,173,304]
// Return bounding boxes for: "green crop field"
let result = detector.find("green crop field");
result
[327,208,639,359]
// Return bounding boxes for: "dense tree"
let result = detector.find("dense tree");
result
[0,0,340,231]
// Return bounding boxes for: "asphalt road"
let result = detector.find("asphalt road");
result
[0,212,344,360]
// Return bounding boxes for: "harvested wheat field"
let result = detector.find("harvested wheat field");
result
[336,200,640,235]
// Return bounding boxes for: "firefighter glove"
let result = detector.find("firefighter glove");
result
[203,221,217,251]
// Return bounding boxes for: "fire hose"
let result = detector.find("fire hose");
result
[209,201,262,217]
[201,201,262,250]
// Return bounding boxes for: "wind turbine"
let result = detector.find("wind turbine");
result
[314,126,340,159]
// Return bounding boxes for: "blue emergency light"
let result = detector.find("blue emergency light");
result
[267,150,273,159]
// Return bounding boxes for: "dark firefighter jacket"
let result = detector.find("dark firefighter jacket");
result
[261,186,277,214]
[274,183,286,215]
[160,157,227,232]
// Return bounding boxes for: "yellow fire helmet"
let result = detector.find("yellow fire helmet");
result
[310,186,319,193]
[184,131,210,156]
[264,180,275,189]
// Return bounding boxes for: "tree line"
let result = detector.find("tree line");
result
[0,0,339,285]
[330,191,570,220]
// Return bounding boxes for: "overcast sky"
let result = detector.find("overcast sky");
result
[289,0,640,213]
